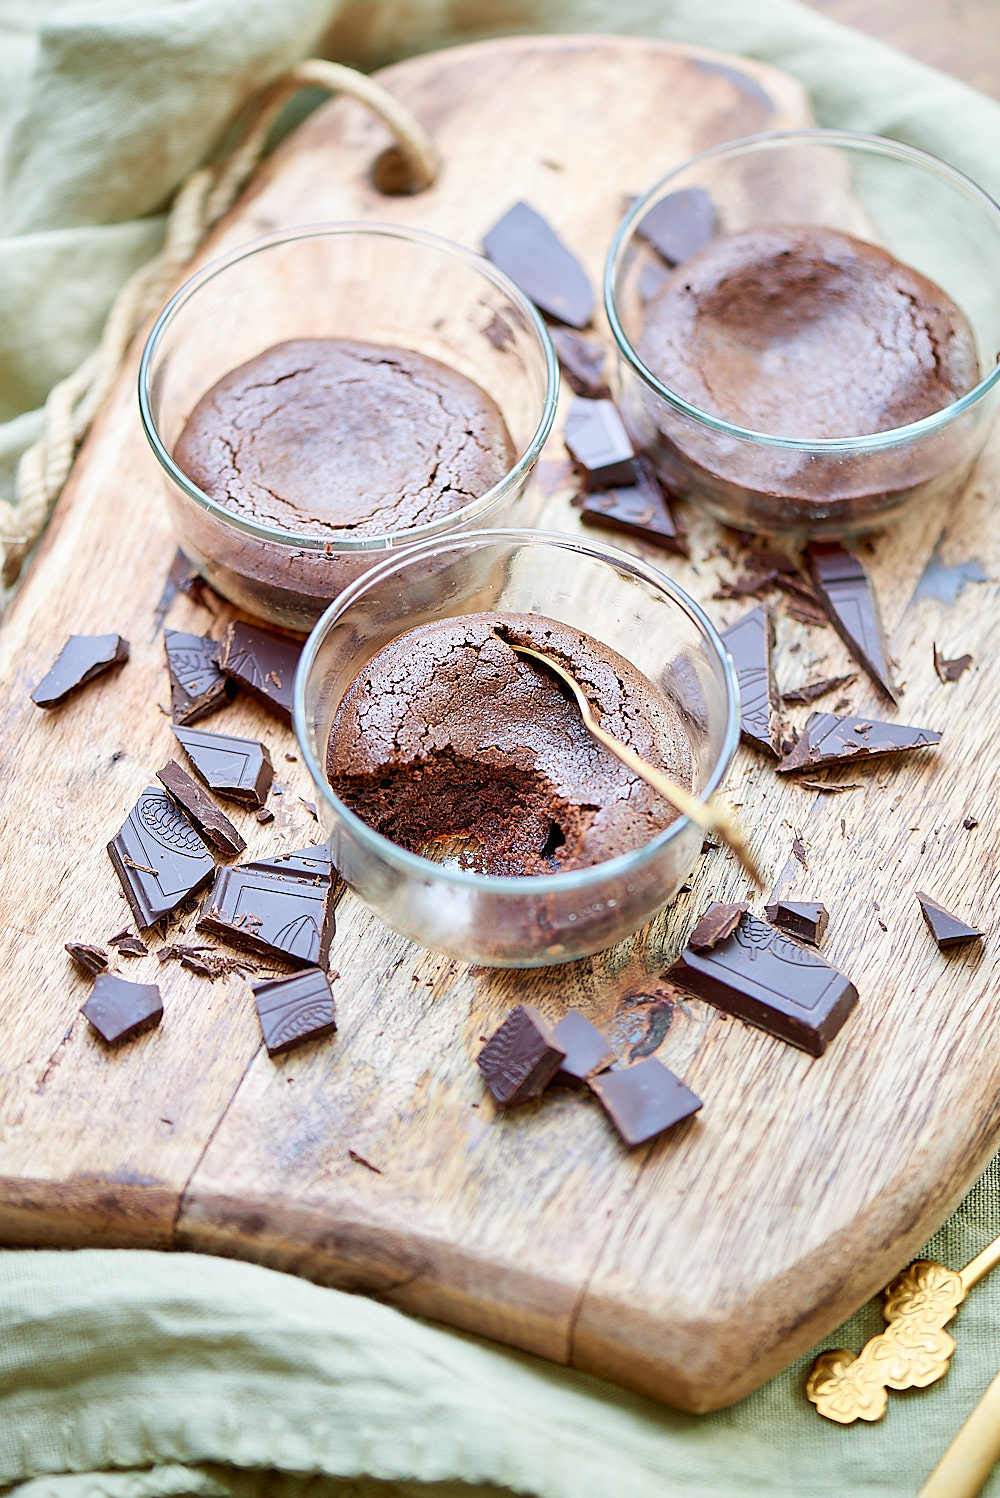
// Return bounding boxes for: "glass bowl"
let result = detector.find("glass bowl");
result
[139,224,558,631]
[294,529,740,968]
[606,130,1000,537]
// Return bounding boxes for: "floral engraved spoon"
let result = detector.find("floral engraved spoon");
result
[806,1234,1000,1424]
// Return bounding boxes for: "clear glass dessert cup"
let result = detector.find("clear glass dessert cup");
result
[606,130,1000,537]
[139,224,558,631]
[295,529,740,968]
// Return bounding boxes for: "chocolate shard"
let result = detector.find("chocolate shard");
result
[689,901,750,951]
[806,542,898,702]
[164,629,235,724]
[172,725,274,809]
[31,634,129,708]
[564,398,636,490]
[112,936,149,958]
[721,606,779,755]
[156,760,246,858]
[198,843,335,968]
[777,713,941,773]
[108,786,216,928]
[549,328,610,399]
[552,1010,615,1084]
[667,910,858,1056]
[483,201,594,329]
[589,1058,702,1147]
[933,644,973,684]
[477,1004,566,1105]
[81,974,162,1045]
[916,891,983,949]
[65,943,109,976]
[635,187,716,266]
[218,621,302,727]
[579,461,684,554]
[781,673,857,706]
[252,967,337,1054]
[764,900,830,946]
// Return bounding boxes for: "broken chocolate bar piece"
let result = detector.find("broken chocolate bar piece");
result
[933,644,972,684]
[916,891,983,949]
[483,201,594,328]
[590,1057,702,1146]
[31,634,129,708]
[108,786,216,928]
[806,542,898,702]
[764,900,830,946]
[549,327,610,399]
[477,1004,566,1105]
[252,967,338,1054]
[218,621,302,727]
[198,843,335,968]
[81,973,162,1045]
[65,943,109,975]
[667,910,858,1056]
[164,629,235,724]
[635,187,716,266]
[579,462,683,553]
[552,1010,615,1084]
[777,713,941,773]
[564,398,636,490]
[156,760,246,858]
[172,725,274,809]
[689,901,750,951]
[721,607,779,755]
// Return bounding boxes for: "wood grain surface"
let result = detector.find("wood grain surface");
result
[2,35,1000,1413]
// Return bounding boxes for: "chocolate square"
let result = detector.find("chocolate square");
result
[590,1058,702,1146]
[107,785,216,927]
[81,974,163,1045]
[477,1004,566,1105]
[252,967,338,1054]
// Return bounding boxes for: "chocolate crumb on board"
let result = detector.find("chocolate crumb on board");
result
[792,835,809,869]
[933,644,973,683]
[348,1149,383,1174]
[963,815,979,830]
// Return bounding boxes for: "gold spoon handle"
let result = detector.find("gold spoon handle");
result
[917,1370,1000,1498]
[961,1234,1000,1294]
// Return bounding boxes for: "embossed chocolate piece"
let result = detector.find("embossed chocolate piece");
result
[31,634,129,707]
[483,201,594,328]
[252,967,338,1054]
[564,398,636,490]
[689,901,750,951]
[667,910,858,1055]
[477,1004,566,1105]
[65,943,109,975]
[549,328,610,399]
[81,974,162,1045]
[108,786,216,928]
[806,543,898,702]
[172,725,274,809]
[764,900,830,946]
[579,462,683,554]
[721,606,779,755]
[916,892,983,949]
[164,629,235,724]
[218,621,302,727]
[636,187,716,266]
[198,843,335,968]
[589,1057,702,1146]
[552,1010,615,1084]
[156,760,246,858]
[777,713,941,773]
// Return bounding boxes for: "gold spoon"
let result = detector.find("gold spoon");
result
[510,642,764,889]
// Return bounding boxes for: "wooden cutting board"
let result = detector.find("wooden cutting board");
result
[3,34,1000,1413]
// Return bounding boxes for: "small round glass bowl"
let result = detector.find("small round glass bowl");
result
[606,130,1000,537]
[139,224,558,631]
[294,529,739,968]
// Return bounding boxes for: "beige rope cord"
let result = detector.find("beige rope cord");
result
[0,58,440,588]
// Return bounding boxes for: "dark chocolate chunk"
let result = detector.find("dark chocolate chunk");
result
[916,891,983,949]
[172,725,274,809]
[552,1010,615,1084]
[549,328,610,399]
[483,311,515,350]
[806,543,898,702]
[198,843,335,968]
[764,900,830,946]
[579,461,683,553]
[81,974,162,1045]
[721,606,779,756]
[792,834,809,869]
[635,187,716,266]
[933,644,973,684]
[564,398,636,490]
[153,550,199,631]
[156,760,246,858]
[108,786,216,928]
[781,673,858,705]
[164,629,235,724]
[963,815,979,830]
[590,1057,702,1146]
[252,967,338,1054]
[689,902,750,951]
[638,257,670,303]
[256,808,275,824]
[65,943,109,975]
[777,713,941,773]
[31,634,129,708]
[482,201,594,329]
[112,936,149,958]
[218,621,302,727]
[477,1004,566,1105]
[667,910,858,1056]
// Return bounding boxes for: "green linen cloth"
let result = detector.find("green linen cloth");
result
[2,1,1000,1494]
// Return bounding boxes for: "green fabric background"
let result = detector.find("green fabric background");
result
[1,1,999,1494]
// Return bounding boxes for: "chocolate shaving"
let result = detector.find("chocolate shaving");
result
[933,644,973,683]
[781,673,857,705]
